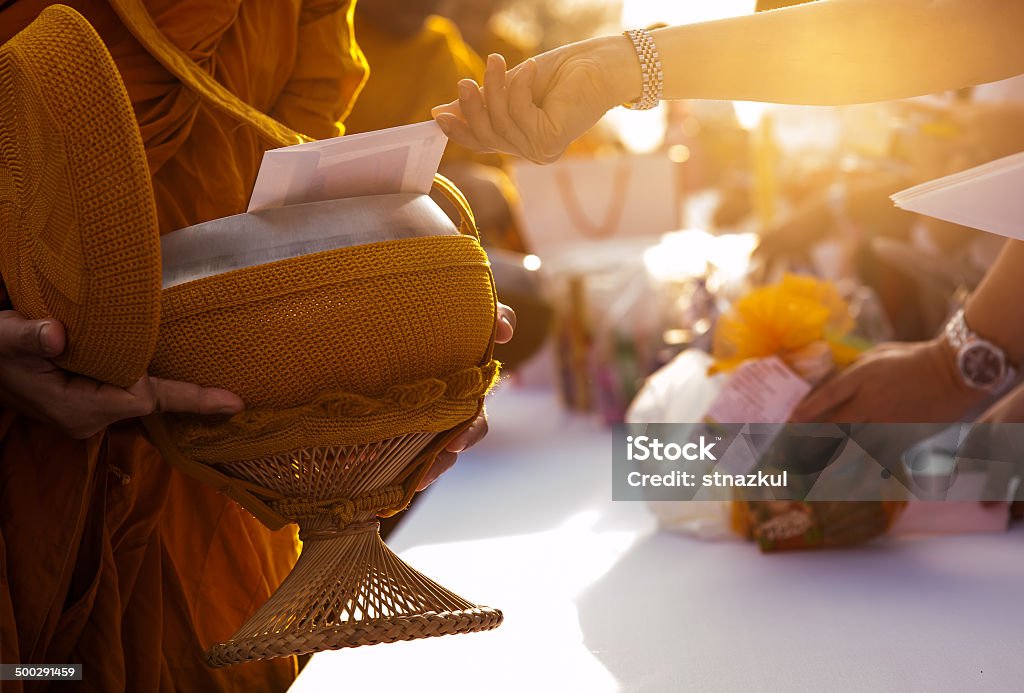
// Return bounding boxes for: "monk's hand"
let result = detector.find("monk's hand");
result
[790,339,985,424]
[0,310,244,439]
[418,410,489,491]
[496,302,516,344]
[416,304,514,491]
[432,36,640,164]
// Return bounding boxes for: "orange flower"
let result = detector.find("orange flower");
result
[710,274,862,377]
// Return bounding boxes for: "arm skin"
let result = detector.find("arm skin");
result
[964,240,1024,367]
[433,0,1024,164]
[649,0,1024,106]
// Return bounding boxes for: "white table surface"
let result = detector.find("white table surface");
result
[290,387,1024,693]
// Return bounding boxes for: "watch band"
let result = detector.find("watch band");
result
[622,29,663,110]
[943,308,973,351]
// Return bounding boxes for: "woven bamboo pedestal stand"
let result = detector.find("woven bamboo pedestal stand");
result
[202,433,503,666]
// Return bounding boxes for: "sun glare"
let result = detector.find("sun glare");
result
[610,1,758,153]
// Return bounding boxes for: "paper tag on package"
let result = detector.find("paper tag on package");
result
[704,356,811,425]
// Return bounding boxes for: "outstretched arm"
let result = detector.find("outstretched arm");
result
[651,0,1024,106]
[434,0,1024,163]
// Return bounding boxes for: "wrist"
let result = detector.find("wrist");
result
[591,34,645,110]
[964,300,1024,366]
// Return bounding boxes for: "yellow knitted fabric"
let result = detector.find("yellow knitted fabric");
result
[0,6,161,387]
[150,234,499,463]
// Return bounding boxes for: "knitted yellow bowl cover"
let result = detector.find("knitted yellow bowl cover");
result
[0,6,161,387]
[150,234,498,463]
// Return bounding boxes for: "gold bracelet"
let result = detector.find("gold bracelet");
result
[622,29,663,110]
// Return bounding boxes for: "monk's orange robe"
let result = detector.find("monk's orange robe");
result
[346,14,528,252]
[0,1,366,690]
[343,14,482,138]
[476,26,532,71]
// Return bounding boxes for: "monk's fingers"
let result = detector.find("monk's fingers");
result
[496,303,516,344]
[33,375,244,439]
[446,410,489,454]
[417,451,457,491]
[38,375,153,438]
[418,411,491,490]
[0,311,65,359]
[144,376,245,416]
[482,54,535,159]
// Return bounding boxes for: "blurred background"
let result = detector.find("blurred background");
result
[294,3,1024,690]
[408,0,1024,423]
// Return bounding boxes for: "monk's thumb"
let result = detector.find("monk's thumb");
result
[0,313,65,359]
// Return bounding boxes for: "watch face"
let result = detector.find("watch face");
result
[959,342,1005,387]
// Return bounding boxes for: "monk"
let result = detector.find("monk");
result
[348,0,525,252]
[440,0,532,72]
[0,2,511,690]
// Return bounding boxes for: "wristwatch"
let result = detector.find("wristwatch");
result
[943,308,1016,390]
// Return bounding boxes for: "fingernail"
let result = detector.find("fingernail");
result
[418,468,439,491]
[499,317,514,340]
[458,80,475,96]
[217,404,242,415]
[435,115,456,135]
[37,322,56,355]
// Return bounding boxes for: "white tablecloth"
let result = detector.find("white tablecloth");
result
[290,388,1024,693]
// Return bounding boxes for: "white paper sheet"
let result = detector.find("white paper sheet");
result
[247,121,448,212]
[890,151,1024,239]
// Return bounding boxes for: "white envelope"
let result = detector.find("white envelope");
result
[890,151,1024,239]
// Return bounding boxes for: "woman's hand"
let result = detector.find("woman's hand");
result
[790,338,985,423]
[968,382,1024,512]
[0,311,245,439]
[432,38,640,164]
[974,381,1024,425]
[418,303,516,490]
